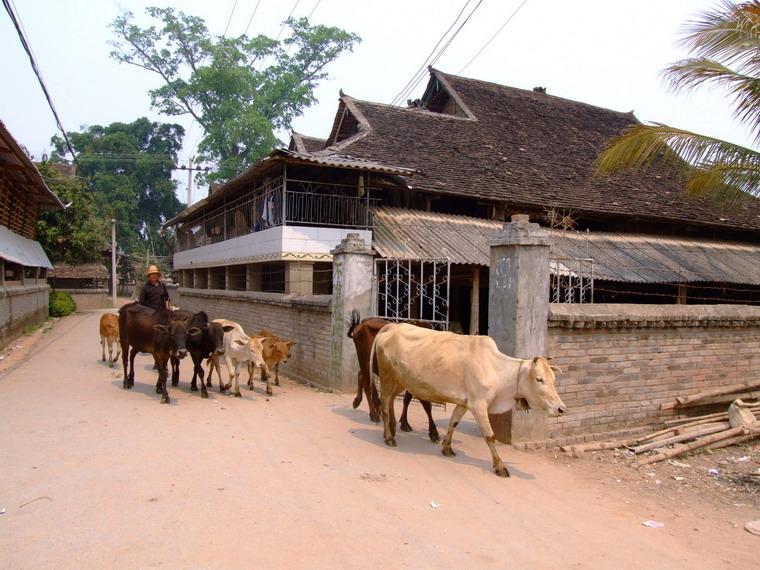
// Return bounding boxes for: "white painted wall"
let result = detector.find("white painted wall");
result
[173,226,372,269]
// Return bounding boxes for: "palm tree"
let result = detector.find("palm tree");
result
[594,1,760,200]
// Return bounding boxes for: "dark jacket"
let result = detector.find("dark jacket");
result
[139,280,170,312]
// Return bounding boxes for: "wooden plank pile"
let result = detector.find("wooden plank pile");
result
[563,382,760,463]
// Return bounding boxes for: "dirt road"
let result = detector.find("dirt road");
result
[0,310,757,569]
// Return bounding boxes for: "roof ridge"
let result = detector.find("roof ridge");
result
[433,68,638,120]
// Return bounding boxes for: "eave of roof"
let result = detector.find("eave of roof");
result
[372,207,760,285]
[0,120,64,210]
[165,148,416,227]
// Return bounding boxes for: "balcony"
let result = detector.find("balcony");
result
[175,176,379,253]
[172,176,377,270]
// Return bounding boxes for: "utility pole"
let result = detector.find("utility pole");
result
[111,218,117,307]
[176,156,209,206]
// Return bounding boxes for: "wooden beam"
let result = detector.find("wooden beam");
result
[469,266,480,334]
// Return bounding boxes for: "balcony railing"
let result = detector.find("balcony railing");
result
[175,177,379,252]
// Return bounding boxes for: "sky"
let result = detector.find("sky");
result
[1,0,754,204]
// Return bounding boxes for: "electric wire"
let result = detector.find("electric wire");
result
[2,0,77,160]
[223,0,239,37]
[458,0,530,74]
[389,0,472,106]
[243,0,262,35]
[391,0,485,107]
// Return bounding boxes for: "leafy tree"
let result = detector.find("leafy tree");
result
[109,7,360,180]
[595,0,760,200]
[35,162,108,265]
[51,118,185,282]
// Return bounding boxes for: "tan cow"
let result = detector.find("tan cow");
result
[249,329,295,388]
[370,323,566,478]
[99,313,121,367]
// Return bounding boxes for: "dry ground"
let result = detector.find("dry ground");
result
[0,310,758,569]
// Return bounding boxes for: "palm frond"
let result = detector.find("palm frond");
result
[678,0,760,76]
[594,123,760,198]
[664,58,760,141]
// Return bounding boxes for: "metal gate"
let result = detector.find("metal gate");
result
[550,257,594,303]
[373,258,451,329]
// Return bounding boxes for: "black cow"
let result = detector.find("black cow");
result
[118,302,190,404]
[185,312,225,399]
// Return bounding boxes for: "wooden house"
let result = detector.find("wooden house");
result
[167,68,760,337]
[0,120,64,347]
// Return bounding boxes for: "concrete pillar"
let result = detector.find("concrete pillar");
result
[329,233,374,391]
[286,261,314,295]
[487,214,551,444]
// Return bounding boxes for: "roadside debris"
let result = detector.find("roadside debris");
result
[641,520,664,528]
[745,520,760,536]
[429,500,440,509]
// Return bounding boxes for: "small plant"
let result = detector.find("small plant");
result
[49,291,76,317]
[22,322,43,335]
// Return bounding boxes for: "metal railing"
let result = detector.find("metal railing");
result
[176,177,378,252]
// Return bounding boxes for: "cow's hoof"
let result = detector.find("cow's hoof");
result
[155,386,162,394]
[266,388,273,396]
[206,380,212,388]
[384,438,397,447]
[275,379,280,387]
[495,467,510,478]
[369,411,380,424]
[234,391,242,398]
[352,396,361,409]
[109,362,114,368]
[441,447,456,457]
[429,431,440,443]
[400,422,413,433]
[160,396,169,404]
[190,384,198,392]
[171,381,179,387]
[201,392,208,399]
[249,385,254,391]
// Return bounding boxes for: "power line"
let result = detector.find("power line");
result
[223,0,239,37]
[255,0,302,72]
[391,0,485,107]
[243,0,262,35]
[2,0,77,160]
[307,0,321,20]
[458,0,530,74]
[390,0,472,106]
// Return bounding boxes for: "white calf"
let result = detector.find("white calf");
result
[212,319,267,397]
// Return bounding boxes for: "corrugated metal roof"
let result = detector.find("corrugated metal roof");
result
[0,224,53,268]
[372,207,760,284]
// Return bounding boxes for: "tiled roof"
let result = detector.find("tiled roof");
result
[372,207,760,284]
[318,69,760,233]
[49,263,108,279]
[0,120,64,210]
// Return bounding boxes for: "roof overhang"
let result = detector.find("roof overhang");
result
[372,207,760,285]
[165,149,415,227]
[0,224,53,268]
[0,121,64,210]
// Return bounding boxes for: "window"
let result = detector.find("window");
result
[209,267,226,289]
[313,262,333,295]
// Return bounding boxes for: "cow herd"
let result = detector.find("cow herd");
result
[98,302,294,405]
[99,305,566,478]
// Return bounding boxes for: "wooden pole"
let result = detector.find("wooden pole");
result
[637,426,745,465]
[662,380,760,409]
[111,218,117,307]
[632,422,729,454]
[469,266,480,335]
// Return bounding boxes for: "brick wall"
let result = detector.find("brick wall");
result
[177,288,333,388]
[545,304,760,446]
[0,283,49,349]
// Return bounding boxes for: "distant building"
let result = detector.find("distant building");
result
[48,263,109,310]
[0,120,64,348]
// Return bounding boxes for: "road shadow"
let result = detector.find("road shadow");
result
[334,405,535,480]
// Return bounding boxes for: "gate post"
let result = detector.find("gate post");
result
[487,214,551,444]
[330,233,374,391]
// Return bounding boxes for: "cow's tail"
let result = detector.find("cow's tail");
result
[368,332,381,397]
[346,309,361,338]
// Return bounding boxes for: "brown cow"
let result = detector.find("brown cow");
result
[347,311,439,443]
[251,329,295,388]
[99,313,121,367]
[118,302,192,404]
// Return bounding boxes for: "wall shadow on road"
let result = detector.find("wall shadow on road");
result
[331,405,536,480]
[109,379,179,405]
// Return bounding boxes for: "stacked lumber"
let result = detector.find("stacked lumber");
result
[660,380,760,410]
[562,400,760,463]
